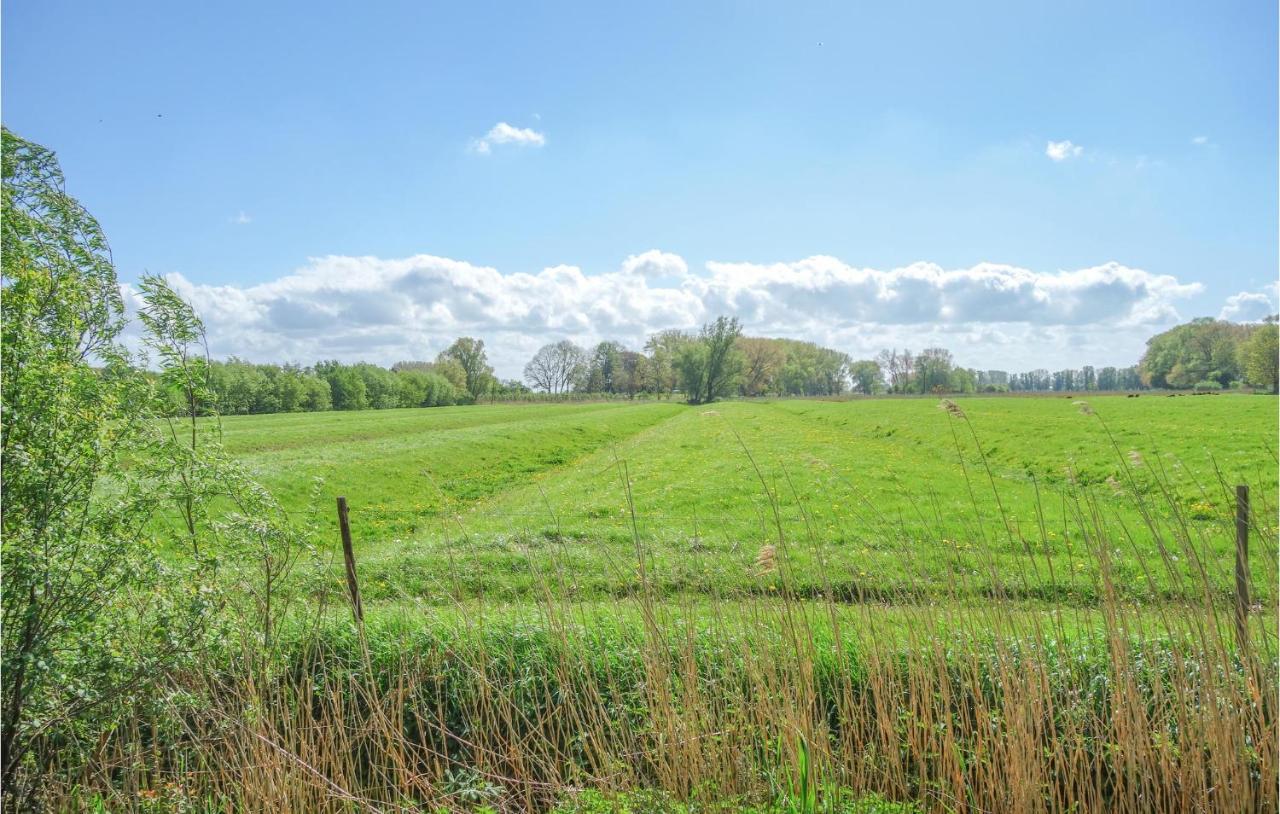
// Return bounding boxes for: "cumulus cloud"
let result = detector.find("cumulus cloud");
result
[1191,135,1210,146]
[470,122,546,154]
[620,250,688,278]
[231,211,252,225]
[1046,140,1083,161]
[699,259,1199,331]
[120,253,1203,377]
[1219,289,1277,322]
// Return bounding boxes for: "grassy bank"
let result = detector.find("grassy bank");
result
[45,579,1277,812]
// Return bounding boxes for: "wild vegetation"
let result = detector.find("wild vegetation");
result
[3,128,1278,814]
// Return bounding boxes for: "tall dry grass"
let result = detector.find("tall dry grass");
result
[34,407,1280,813]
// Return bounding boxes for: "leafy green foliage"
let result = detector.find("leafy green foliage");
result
[0,126,210,796]
[847,360,882,395]
[1238,318,1279,392]
[676,316,744,404]
[1139,317,1255,388]
[1,127,311,804]
[207,358,334,413]
[440,336,496,399]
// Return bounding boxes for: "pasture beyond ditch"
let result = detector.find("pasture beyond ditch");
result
[213,393,1278,607]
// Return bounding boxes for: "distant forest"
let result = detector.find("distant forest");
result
[185,315,1279,415]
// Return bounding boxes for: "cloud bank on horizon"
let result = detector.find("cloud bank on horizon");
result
[120,252,1272,379]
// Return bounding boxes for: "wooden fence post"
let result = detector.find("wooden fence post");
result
[336,496,363,624]
[1234,484,1249,650]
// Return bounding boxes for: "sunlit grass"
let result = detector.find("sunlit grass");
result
[205,394,1277,603]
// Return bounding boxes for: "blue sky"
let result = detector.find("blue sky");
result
[4,0,1276,375]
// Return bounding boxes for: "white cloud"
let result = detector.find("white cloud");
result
[698,259,1199,329]
[1219,289,1277,322]
[1046,140,1084,161]
[121,253,1203,377]
[1191,135,1210,146]
[231,211,252,225]
[470,122,546,155]
[620,250,688,278]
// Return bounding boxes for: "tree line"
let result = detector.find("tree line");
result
[192,338,526,415]
[192,313,1277,416]
[1137,316,1278,392]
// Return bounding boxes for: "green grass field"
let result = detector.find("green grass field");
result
[215,394,1278,605]
[90,393,1280,811]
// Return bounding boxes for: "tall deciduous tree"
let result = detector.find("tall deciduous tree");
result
[736,337,785,397]
[678,316,744,404]
[585,341,625,393]
[1239,319,1279,392]
[848,360,883,394]
[877,348,915,393]
[617,350,647,398]
[524,340,586,394]
[439,337,494,399]
[914,347,954,394]
[644,330,687,398]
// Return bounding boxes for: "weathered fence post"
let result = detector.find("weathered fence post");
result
[336,496,364,624]
[1234,484,1249,650]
